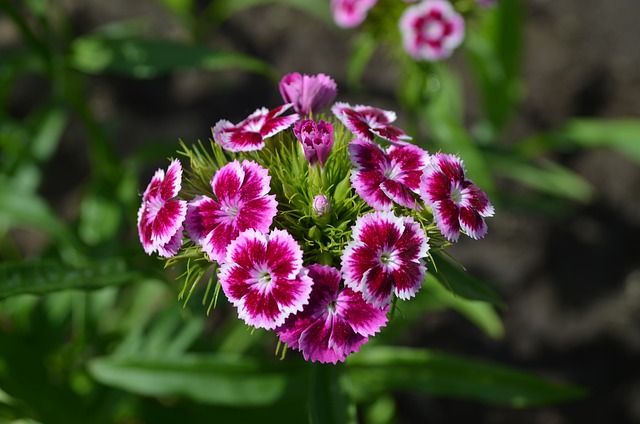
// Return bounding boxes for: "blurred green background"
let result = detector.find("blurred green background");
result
[1,0,639,423]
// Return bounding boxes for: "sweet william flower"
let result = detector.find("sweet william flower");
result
[332,102,411,145]
[399,0,465,61]
[420,153,494,241]
[342,211,429,308]
[349,139,428,210]
[279,73,337,116]
[137,159,187,258]
[185,160,277,263]
[213,104,298,152]
[276,264,388,364]
[331,0,378,28]
[219,229,313,330]
[293,119,334,167]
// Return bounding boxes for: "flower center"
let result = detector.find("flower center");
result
[326,300,338,316]
[383,161,402,181]
[379,248,401,271]
[450,184,463,205]
[424,19,445,40]
[250,263,274,291]
[145,195,165,220]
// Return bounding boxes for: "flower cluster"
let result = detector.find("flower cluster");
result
[331,0,496,61]
[137,72,493,363]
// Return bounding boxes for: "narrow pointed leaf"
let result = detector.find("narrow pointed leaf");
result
[0,258,134,299]
[346,346,586,407]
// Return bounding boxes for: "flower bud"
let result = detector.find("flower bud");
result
[312,194,330,218]
[294,120,334,168]
[279,72,337,116]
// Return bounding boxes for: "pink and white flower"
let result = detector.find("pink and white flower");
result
[331,102,412,145]
[276,264,388,364]
[420,153,494,241]
[341,211,429,308]
[213,105,299,152]
[293,119,334,167]
[331,0,378,28]
[399,0,465,61]
[137,159,187,258]
[349,139,428,210]
[185,160,277,263]
[219,229,313,330]
[279,73,337,116]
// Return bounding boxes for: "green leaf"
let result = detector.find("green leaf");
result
[0,184,82,262]
[560,119,640,163]
[205,0,332,26]
[487,151,593,203]
[69,36,276,79]
[0,258,135,300]
[424,274,504,339]
[346,32,377,89]
[432,253,505,309]
[309,364,356,424]
[88,354,308,406]
[465,0,524,130]
[346,346,586,407]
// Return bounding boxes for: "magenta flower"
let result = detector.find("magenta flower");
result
[219,229,313,330]
[420,153,494,241]
[213,105,299,152]
[331,102,411,145]
[341,211,429,308]
[276,264,388,364]
[399,0,465,61]
[331,0,378,28]
[279,73,337,116]
[137,159,187,258]
[293,119,334,167]
[349,139,428,210]
[185,160,277,263]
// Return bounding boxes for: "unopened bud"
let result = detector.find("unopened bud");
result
[312,194,330,217]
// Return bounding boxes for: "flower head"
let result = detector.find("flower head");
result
[293,119,334,167]
[279,73,337,116]
[341,211,429,308]
[331,0,378,28]
[276,264,388,363]
[185,160,277,263]
[137,159,187,257]
[213,105,299,152]
[349,139,428,210]
[332,102,411,145]
[419,153,494,241]
[399,0,465,61]
[219,229,313,330]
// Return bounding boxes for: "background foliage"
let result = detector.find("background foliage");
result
[1,0,639,422]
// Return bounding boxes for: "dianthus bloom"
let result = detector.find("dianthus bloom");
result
[342,211,429,308]
[213,105,298,152]
[185,160,277,263]
[332,102,411,145]
[219,229,313,330]
[331,0,378,28]
[349,139,428,210]
[137,159,187,257]
[419,153,494,241]
[399,0,465,61]
[293,119,334,167]
[279,73,337,116]
[276,264,388,363]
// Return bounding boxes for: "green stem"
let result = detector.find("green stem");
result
[309,362,355,424]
